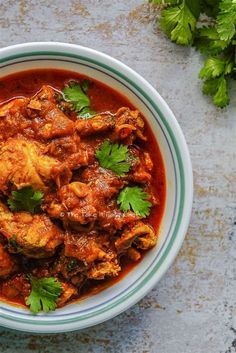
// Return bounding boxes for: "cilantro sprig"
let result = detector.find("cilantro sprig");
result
[62,80,95,118]
[26,276,62,314]
[150,0,236,107]
[217,0,236,41]
[96,141,131,176]
[117,186,152,217]
[7,186,44,213]
[159,1,198,46]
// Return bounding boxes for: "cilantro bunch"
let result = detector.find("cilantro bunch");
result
[150,0,236,107]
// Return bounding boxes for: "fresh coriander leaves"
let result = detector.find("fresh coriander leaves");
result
[7,186,44,214]
[202,75,230,107]
[199,53,234,107]
[96,142,152,216]
[202,0,220,18]
[117,186,152,217]
[62,81,95,118]
[217,0,236,41]
[199,57,227,79]
[26,276,62,314]
[159,1,197,45]
[195,27,230,55]
[96,143,152,216]
[150,0,236,107]
[96,141,131,176]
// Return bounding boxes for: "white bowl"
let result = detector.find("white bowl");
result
[0,42,193,333]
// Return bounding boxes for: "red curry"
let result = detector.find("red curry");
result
[0,69,165,311]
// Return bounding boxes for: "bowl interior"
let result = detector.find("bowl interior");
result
[0,44,191,333]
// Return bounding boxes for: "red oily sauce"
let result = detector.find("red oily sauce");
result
[0,69,166,309]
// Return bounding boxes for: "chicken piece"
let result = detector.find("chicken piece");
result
[126,247,141,261]
[48,181,98,224]
[111,107,146,143]
[75,114,115,136]
[44,135,80,159]
[47,167,124,226]
[134,224,157,249]
[0,243,18,277]
[52,252,87,280]
[27,85,75,139]
[0,138,60,192]
[64,232,110,264]
[1,274,30,299]
[47,170,139,233]
[0,98,31,142]
[57,281,77,307]
[131,152,153,183]
[87,260,121,280]
[43,136,95,189]
[52,253,86,287]
[0,202,63,258]
[64,143,95,170]
[0,88,75,142]
[50,144,95,189]
[80,166,124,198]
[98,206,140,233]
[115,221,157,253]
[64,231,120,280]
[125,147,153,184]
[0,98,26,118]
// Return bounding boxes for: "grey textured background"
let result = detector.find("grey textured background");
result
[0,1,236,352]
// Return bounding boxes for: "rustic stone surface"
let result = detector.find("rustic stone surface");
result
[0,1,236,352]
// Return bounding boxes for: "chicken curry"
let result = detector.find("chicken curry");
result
[0,69,165,313]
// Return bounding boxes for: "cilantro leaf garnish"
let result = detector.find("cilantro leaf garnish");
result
[96,141,131,176]
[7,186,44,213]
[149,0,236,107]
[26,276,62,314]
[81,79,91,92]
[117,186,152,217]
[78,106,96,119]
[62,81,95,119]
